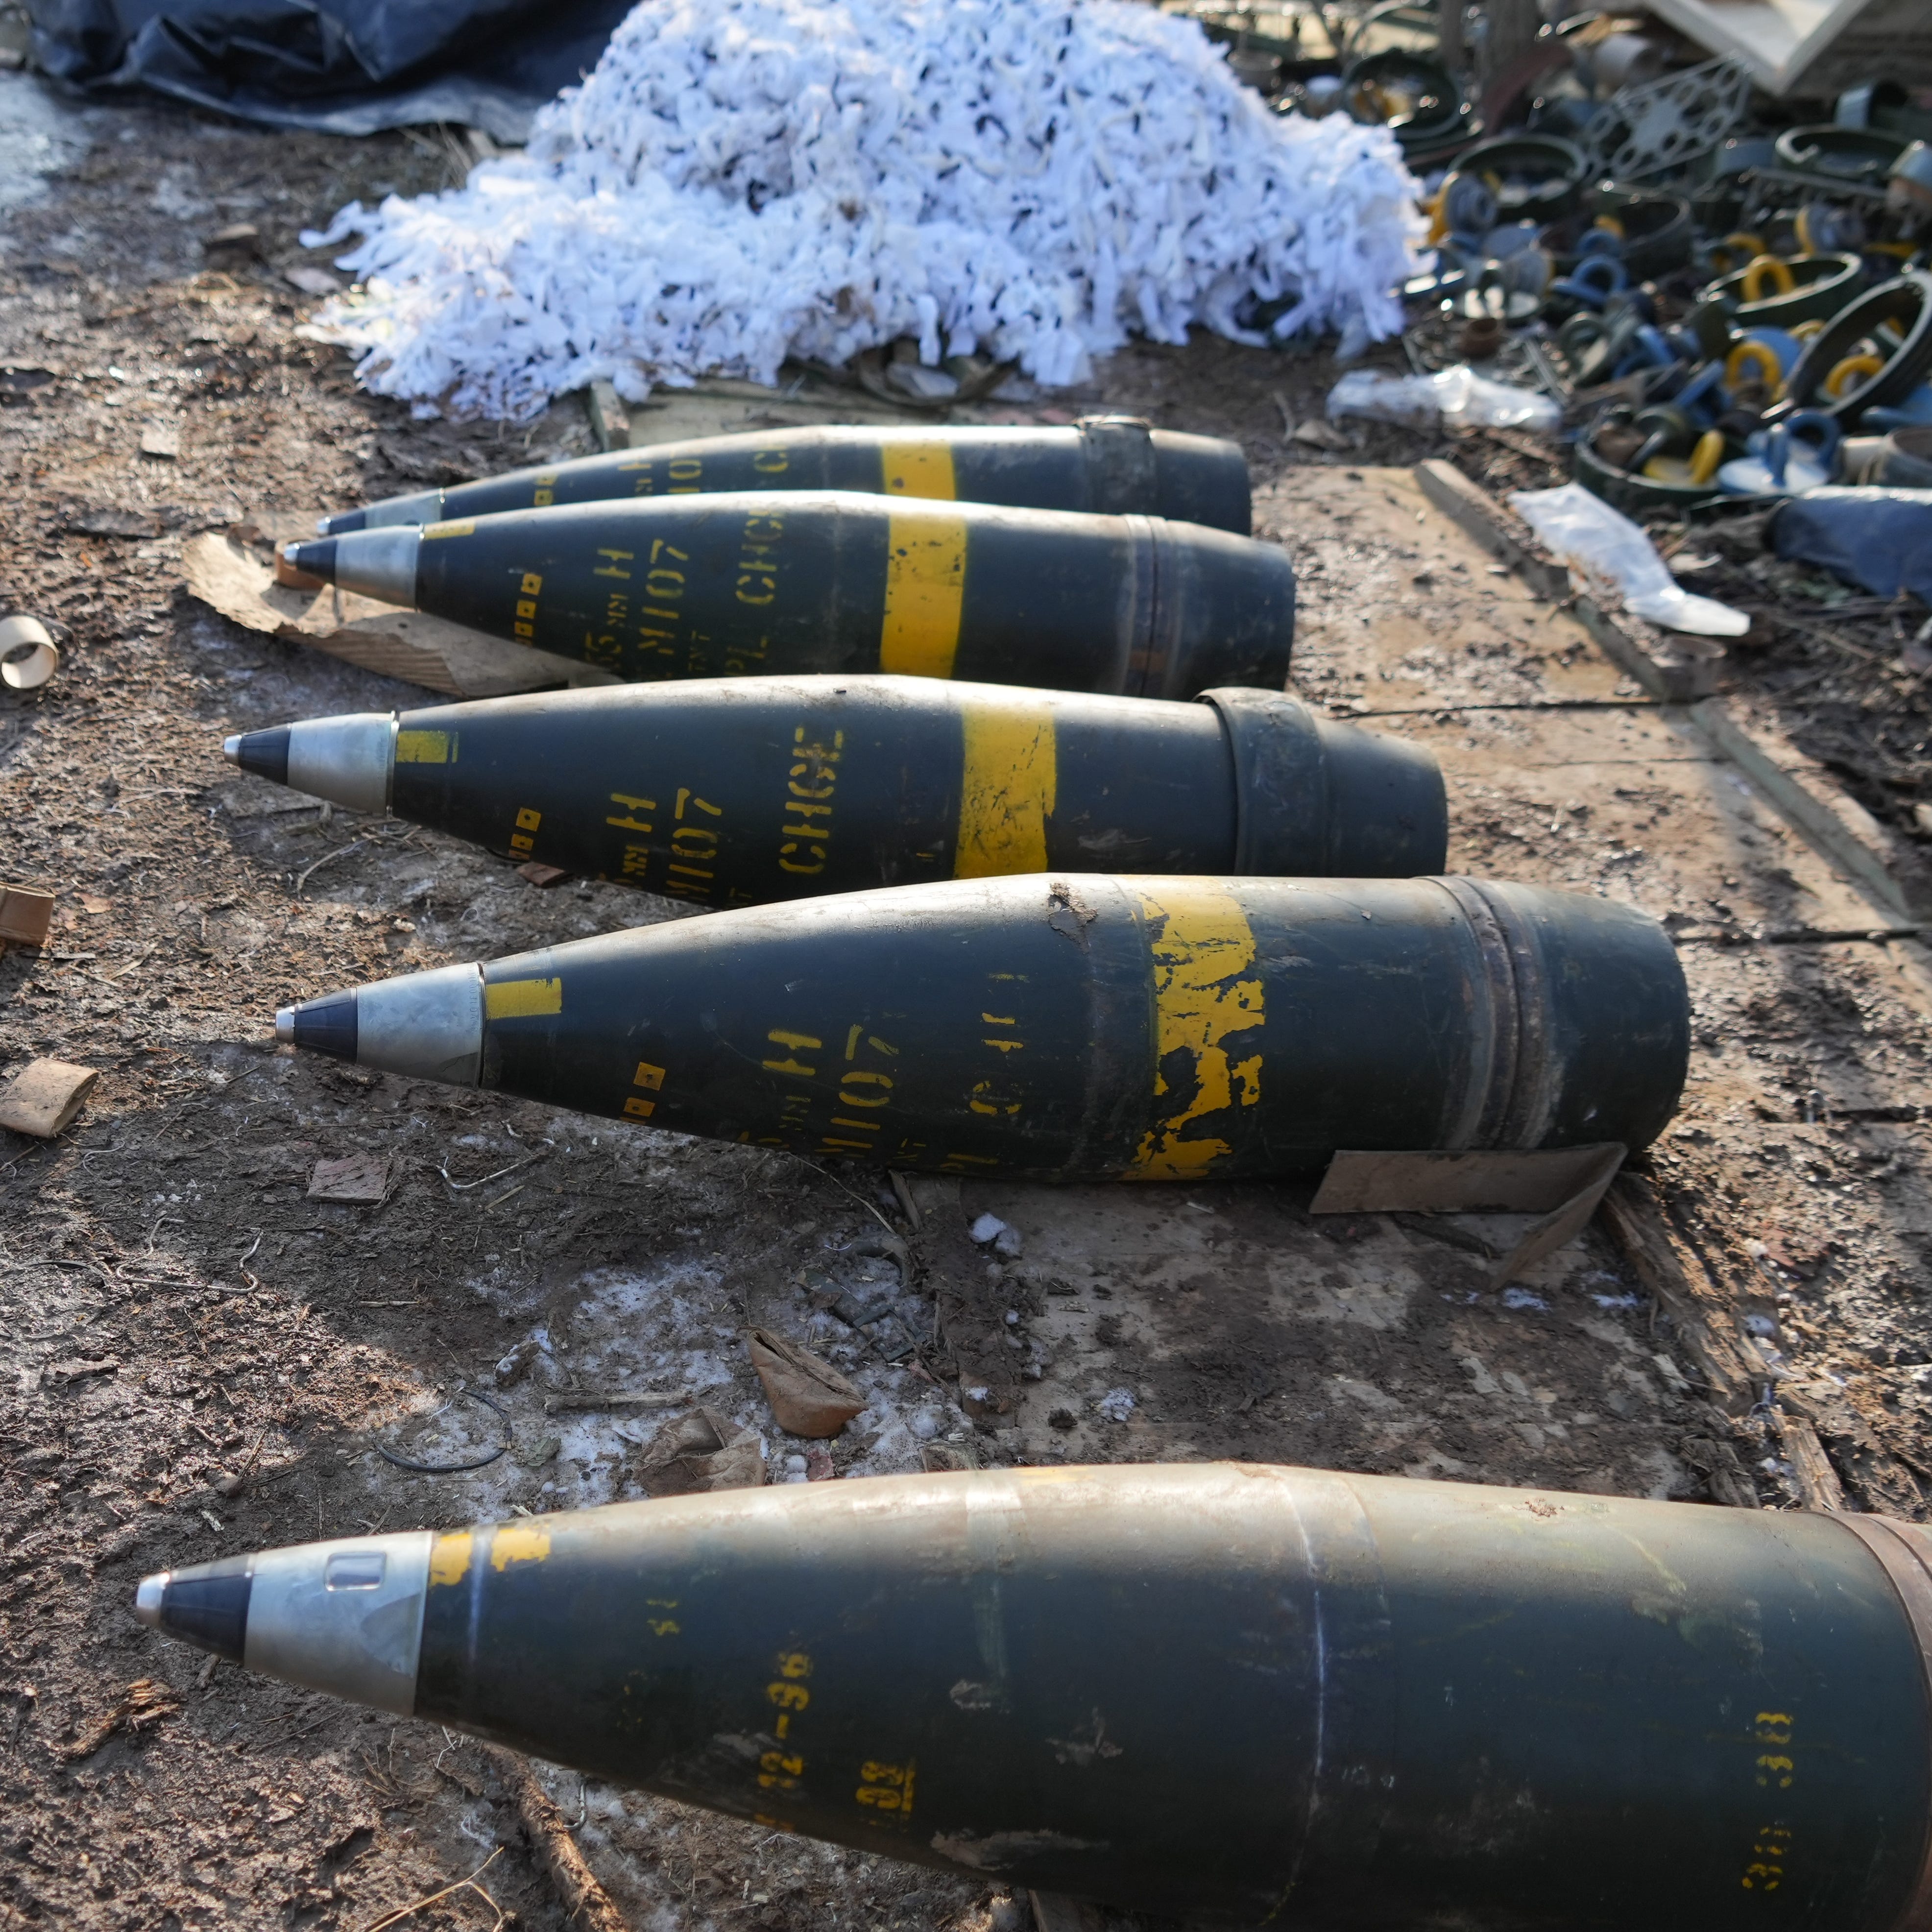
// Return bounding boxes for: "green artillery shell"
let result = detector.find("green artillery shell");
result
[222,679,1446,903]
[320,416,1251,536]
[275,872,1686,1178]
[280,491,1295,699]
[135,1463,1932,1926]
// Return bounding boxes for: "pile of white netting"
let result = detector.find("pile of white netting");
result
[303,0,1420,419]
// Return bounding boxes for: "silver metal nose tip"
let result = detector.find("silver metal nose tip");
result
[134,1574,167,1626]
[221,735,242,765]
[274,1007,295,1043]
[315,515,330,534]
[279,541,301,564]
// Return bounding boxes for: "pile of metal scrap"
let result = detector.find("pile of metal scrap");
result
[1194,2,1932,606]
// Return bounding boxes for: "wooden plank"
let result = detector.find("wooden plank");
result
[1413,458,1569,601]
[183,531,618,700]
[1570,595,1726,704]
[585,379,631,453]
[1595,1175,1762,1420]
[1412,459,1725,701]
[1641,0,1932,96]
[1690,698,1931,923]
[1774,1404,1849,1513]
[1412,458,1930,919]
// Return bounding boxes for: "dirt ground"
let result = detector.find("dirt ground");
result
[5,68,1932,1932]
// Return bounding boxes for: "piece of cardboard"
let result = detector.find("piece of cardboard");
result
[0,884,55,947]
[0,1058,99,1137]
[308,1150,394,1204]
[1312,1144,1626,1215]
[1313,1143,1627,1290]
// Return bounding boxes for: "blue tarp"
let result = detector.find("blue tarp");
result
[1772,488,1932,604]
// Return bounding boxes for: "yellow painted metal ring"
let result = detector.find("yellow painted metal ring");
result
[1825,353,1886,399]
[1594,214,1625,240]
[1713,230,1767,273]
[1741,254,1796,302]
[1688,430,1725,486]
[1726,341,1785,392]
[1791,319,1825,343]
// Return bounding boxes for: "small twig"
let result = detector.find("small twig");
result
[543,1390,689,1414]
[437,1150,547,1192]
[491,1750,631,1932]
[293,840,366,896]
[777,1149,895,1233]
[363,1847,506,1932]
[888,1169,921,1231]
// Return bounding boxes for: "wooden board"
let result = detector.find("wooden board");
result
[1640,0,1932,97]
[183,529,620,699]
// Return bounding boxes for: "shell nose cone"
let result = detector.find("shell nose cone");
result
[135,1573,167,1627]
[221,735,242,765]
[274,1007,295,1044]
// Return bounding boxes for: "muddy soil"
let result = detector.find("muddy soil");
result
[3,68,1932,1932]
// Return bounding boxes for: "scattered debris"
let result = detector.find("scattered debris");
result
[60,1679,182,1761]
[748,1328,865,1439]
[0,882,54,947]
[632,1405,764,1496]
[282,265,343,297]
[1328,365,1561,433]
[0,613,59,690]
[307,1150,395,1203]
[202,222,262,259]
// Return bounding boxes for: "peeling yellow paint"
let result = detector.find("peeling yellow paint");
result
[490,1523,552,1570]
[429,1532,473,1587]
[954,694,1057,877]
[1132,884,1264,1180]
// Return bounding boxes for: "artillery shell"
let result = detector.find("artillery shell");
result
[135,1462,1932,1926]
[320,416,1250,535]
[280,491,1294,698]
[274,872,1687,1179]
[222,678,1446,903]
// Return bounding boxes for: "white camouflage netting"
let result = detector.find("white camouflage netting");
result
[303,0,1421,420]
